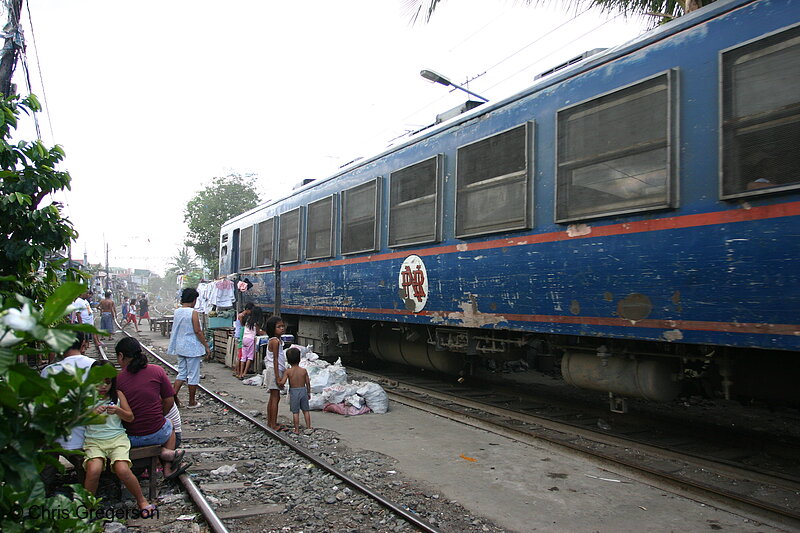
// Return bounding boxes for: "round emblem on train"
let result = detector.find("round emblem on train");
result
[398,255,428,313]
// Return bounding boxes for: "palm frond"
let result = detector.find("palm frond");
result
[405,0,717,26]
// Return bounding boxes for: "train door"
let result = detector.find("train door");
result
[231,229,240,274]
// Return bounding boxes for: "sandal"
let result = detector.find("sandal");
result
[140,504,157,518]
[163,462,190,481]
[274,424,290,432]
[187,402,202,409]
[171,449,186,466]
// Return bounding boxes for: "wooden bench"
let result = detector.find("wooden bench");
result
[156,317,173,337]
[128,444,162,500]
[64,444,162,501]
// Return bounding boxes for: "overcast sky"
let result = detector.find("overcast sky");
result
[18,0,648,276]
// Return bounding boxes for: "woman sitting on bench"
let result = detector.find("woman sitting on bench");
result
[115,337,189,481]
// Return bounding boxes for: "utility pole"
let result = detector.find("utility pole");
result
[105,243,110,291]
[0,0,23,97]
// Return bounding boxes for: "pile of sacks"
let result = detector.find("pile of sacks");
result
[245,345,388,416]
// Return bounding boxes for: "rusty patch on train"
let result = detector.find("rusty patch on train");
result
[447,294,507,327]
[671,290,682,312]
[617,293,652,321]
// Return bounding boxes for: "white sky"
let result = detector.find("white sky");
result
[17,0,648,276]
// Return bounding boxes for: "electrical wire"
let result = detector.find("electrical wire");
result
[25,0,55,141]
[482,12,626,93]
[377,6,619,145]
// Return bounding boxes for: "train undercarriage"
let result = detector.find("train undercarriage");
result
[289,315,800,412]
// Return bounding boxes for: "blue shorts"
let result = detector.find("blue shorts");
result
[289,387,310,414]
[176,355,202,385]
[128,418,173,447]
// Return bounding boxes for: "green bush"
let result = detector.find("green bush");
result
[0,281,114,532]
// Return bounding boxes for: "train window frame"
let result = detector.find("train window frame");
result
[555,70,677,223]
[454,123,533,239]
[255,217,274,268]
[306,195,335,260]
[279,208,302,265]
[239,225,254,271]
[388,154,443,248]
[719,24,800,200]
[341,178,381,256]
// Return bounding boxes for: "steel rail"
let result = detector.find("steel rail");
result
[127,330,440,533]
[179,471,231,533]
[356,370,800,530]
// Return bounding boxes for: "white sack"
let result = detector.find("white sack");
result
[321,383,359,404]
[242,374,263,386]
[356,381,389,414]
[308,393,326,411]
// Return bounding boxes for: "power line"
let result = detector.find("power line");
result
[24,0,55,141]
[483,13,626,93]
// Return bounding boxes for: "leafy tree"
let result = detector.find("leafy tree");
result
[0,93,104,531]
[406,0,716,25]
[0,280,110,533]
[0,94,82,300]
[184,173,259,276]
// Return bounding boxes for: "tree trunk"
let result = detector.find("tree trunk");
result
[0,0,23,97]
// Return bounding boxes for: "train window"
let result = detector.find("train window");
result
[341,179,380,255]
[455,124,530,238]
[389,155,441,247]
[556,72,675,222]
[239,225,254,270]
[279,208,301,264]
[721,26,800,198]
[255,218,274,267]
[306,196,334,260]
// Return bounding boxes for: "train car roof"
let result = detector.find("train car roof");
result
[222,0,753,231]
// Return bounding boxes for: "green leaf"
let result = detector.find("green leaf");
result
[41,281,85,325]
[0,347,16,373]
[13,191,30,206]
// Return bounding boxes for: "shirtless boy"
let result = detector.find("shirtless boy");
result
[277,347,313,434]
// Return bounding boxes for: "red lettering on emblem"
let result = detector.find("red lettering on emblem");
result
[401,265,426,302]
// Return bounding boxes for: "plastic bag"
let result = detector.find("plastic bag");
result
[356,381,389,414]
[242,374,263,386]
[321,383,359,404]
[344,394,364,409]
[308,393,326,411]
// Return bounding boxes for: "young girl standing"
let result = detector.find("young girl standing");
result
[264,315,287,431]
[121,298,140,332]
[236,306,264,379]
[232,302,254,375]
[83,361,155,516]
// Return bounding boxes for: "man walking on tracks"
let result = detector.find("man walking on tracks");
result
[138,293,150,327]
[99,291,117,336]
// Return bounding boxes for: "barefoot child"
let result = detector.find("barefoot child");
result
[265,316,287,431]
[277,347,312,434]
[83,361,155,516]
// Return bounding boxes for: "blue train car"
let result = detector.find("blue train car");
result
[220,0,800,408]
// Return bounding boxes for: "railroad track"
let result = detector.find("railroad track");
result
[347,367,800,531]
[103,326,465,533]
